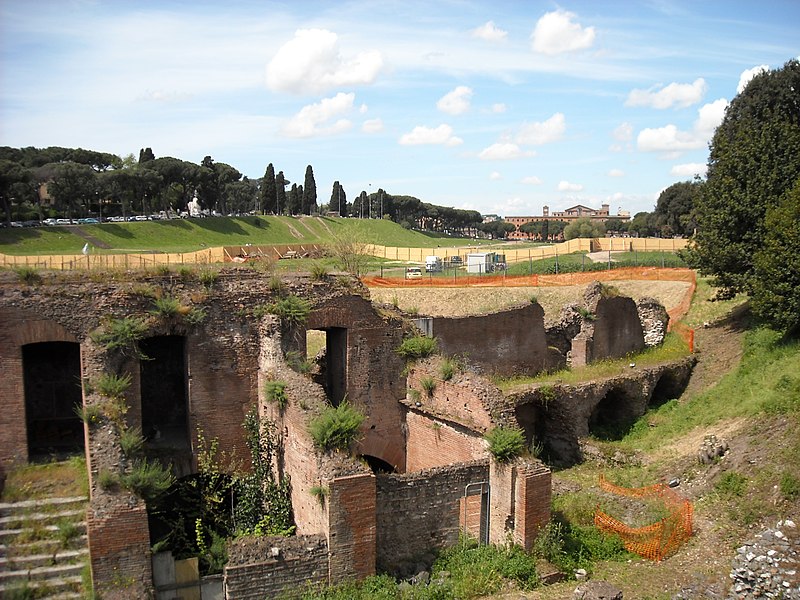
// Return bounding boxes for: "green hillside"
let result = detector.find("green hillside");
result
[0,216,492,255]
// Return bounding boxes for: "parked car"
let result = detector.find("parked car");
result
[405,267,422,279]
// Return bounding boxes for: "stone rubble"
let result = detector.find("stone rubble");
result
[727,519,799,599]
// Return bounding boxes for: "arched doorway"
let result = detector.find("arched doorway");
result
[23,342,84,459]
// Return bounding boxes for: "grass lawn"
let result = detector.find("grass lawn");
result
[0,216,499,255]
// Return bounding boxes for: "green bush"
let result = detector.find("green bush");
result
[75,403,103,426]
[13,266,41,285]
[420,376,437,396]
[779,473,800,501]
[198,268,219,288]
[94,372,132,400]
[121,460,175,502]
[119,426,145,458]
[484,427,526,463]
[533,518,629,573]
[309,485,329,504]
[185,306,207,326]
[715,471,748,497]
[308,402,365,452]
[90,316,149,357]
[97,469,119,491]
[151,296,183,317]
[440,358,456,381]
[397,336,438,360]
[310,263,329,280]
[264,381,289,410]
[268,295,311,325]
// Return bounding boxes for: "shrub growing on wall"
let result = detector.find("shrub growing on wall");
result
[396,335,438,360]
[308,402,365,452]
[484,427,526,463]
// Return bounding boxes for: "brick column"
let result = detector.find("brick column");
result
[512,461,551,550]
[327,472,376,583]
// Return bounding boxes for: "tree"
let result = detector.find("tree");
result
[302,165,317,215]
[652,180,701,237]
[275,171,287,215]
[330,181,346,217]
[687,59,800,297]
[260,163,276,214]
[139,147,155,163]
[628,212,655,238]
[0,160,32,223]
[48,162,96,218]
[750,177,800,332]
[564,217,604,239]
[286,183,301,215]
[478,220,515,239]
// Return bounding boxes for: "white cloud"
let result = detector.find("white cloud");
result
[516,113,565,145]
[281,92,355,138]
[437,86,473,115]
[472,21,507,42]
[694,98,728,136]
[608,169,625,177]
[531,10,596,55]
[737,64,769,94]
[637,98,728,154]
[558,180,583,192]
[399,124,463,146]
[671,163,707,177]
[478,143,534,160]
[489,171,502,180]
[491,103,507,114]
[362,118,384,133]
[521,176,543,185]
[612,122,633,142]
[266,28,383,94]
[637,125,702,153]
[625,78,707,109]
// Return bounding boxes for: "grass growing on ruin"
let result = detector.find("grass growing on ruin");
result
[308,403,365,452]
[1,456,88,502]
[495,332,690,392]
[620,326,800,453]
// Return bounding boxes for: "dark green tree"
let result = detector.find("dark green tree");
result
[286,183,301,215]
[260,163,276,214]
[0,160,33,223]
[750,177,800,332]
[138,147,155,163]
[330,181,347,217]
[628,212,656,238]
[302,165,317,215]
[652,180,701,237]
[275,171,287,215]
[48,162,96,218]
[687,59,800,297]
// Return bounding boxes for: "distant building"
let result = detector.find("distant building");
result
[482,214,502,223]
[505,204,630,240]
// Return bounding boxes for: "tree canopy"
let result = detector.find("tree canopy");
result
[564,217,605,239]
[687,59,800,300]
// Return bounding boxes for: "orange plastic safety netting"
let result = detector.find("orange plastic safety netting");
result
[594,474,693,562]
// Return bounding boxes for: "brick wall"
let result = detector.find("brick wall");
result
[431,304,549,376]
[405,409,487,472]
[327,472,376,583]
[375,461,488,575]
[224,535,328,599]
[488,458,551,549]
[0,308,80,469]
[307,295,409,472]
[87,501,153,599]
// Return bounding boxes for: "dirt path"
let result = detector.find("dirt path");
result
[70,226,112,249]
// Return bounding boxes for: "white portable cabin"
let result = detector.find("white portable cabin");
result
[466,252,495,274]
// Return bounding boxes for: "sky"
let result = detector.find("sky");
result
[1,1,798,218]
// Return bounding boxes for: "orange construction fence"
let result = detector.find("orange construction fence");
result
[594,474,693,562]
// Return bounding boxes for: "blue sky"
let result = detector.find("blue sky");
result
[1,1,798,218]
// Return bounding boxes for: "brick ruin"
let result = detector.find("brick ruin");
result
[0,270,689,597]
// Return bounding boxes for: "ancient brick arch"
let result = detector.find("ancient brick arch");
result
[0,310,82,465]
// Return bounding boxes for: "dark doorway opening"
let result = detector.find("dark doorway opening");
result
[309,327,348,406]
[361,454,396,474]
[140,336,190,452]
[588,388,638,441]
[23,342,84,459]
[650,372,688,408]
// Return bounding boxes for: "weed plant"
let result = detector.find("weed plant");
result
[396,336,438,360]
[268,295,311,325]
[90,316,149,357]
[484,427,526,463]
[121,460,175,502]
[151,296,184,317]
[94,372,132,399]
[264,381,289,410]
[440,358,456,381]
[420,376,437,396]
[13,266,42,285]
[119,426,145,458]
[308,402,365,452]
